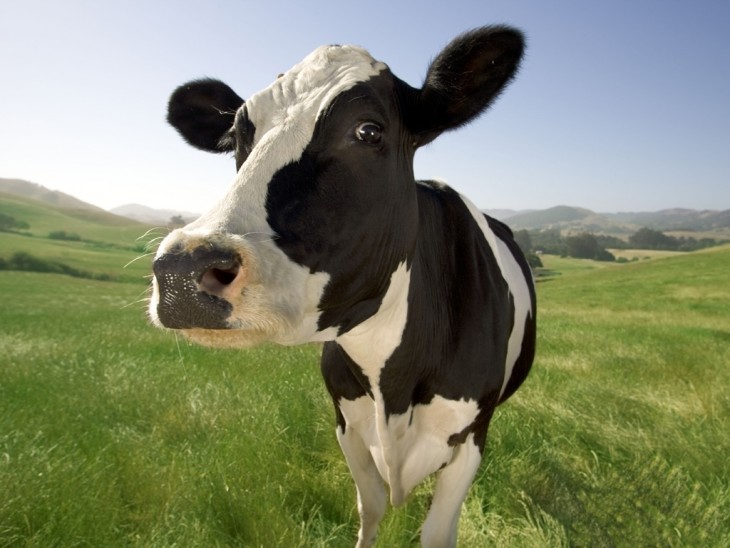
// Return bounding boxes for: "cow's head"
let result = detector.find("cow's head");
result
[149,26,524,347]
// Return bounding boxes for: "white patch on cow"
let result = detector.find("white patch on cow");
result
[458,195,534,398]
[150,226,335,347]
[335,261,410,377]
[336,263,483,506]
[421,433,482,548]
[151,46,386,346]
[339,395,480,508]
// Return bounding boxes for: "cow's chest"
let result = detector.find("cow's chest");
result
[338,393,480,505]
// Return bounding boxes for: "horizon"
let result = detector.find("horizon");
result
[1,1,729,214]
[5,176,728,218]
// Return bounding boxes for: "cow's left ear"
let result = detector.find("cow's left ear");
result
[167,79,245,153]
[406,26,524,147]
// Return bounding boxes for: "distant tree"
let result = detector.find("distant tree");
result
[513,229,532,254]
[595,234,628,250]
[530,228,565,255]
[169,215,186,228]
[629,227,677,250]
[513,229,543,268]
[564,232,615,261]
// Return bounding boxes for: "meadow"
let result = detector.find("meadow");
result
[1,226,729,545]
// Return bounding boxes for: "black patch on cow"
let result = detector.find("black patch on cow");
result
[265,80,419,335]
[230,105,256,171]
[375,182,514,427]
[321,342,372,432]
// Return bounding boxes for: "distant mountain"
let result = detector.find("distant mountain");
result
[3,176,728,237]
[483,208,533,220]
[110,204,200,225]
[504,205,637,234]
[604,209,730,232]
[500,205,730,236]
[0,178,105,212]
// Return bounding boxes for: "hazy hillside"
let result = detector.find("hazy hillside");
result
[505,205,638,234]
[3,176,728,237]
[606,209,730,231]
[0,178,105,212]
[503,204,730,236]
[111,203,199,225]
[0,192,152,246]
[483,208,533,220]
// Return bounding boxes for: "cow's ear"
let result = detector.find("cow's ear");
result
[167,79,244,153]
[408,26,524,147]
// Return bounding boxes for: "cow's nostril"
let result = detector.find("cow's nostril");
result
[212,265,238,285]
[199,261,240,294]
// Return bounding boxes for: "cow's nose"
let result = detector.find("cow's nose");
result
[153,247,241,292]
[152,247,243,329]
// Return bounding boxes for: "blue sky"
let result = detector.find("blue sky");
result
[1,0,728,214]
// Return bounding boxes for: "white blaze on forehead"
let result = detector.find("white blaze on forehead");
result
[190,45,387,236]
[247,45,387,139]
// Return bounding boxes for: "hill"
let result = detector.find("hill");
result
[0,178,105,212]
[503,204,730,238]
[0,191,158,283]
[606,208,730,231]
[110,203,199,225]
[0,191,151,243]
[505,205,638,234]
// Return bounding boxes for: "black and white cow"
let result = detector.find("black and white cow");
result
[150,25,536,548]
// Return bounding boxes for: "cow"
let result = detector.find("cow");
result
[149,25,536,548]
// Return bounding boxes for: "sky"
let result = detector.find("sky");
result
[1,0,728,215]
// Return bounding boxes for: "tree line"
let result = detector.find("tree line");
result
[514,227,723,266]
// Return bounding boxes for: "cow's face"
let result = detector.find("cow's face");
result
[150,27,524,347]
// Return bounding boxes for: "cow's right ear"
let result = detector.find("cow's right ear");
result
[167,79,245,153]
[406,26,524,148]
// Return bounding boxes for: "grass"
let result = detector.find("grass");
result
[1,245,729,546]
[0,230,155,283]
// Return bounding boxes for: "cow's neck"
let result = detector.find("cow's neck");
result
[335,260,411,383]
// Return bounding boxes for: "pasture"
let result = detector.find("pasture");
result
[1,244,729,545]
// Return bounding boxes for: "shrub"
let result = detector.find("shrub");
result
[1,251,89,279]
[0,213,30,231]
[48,230,82,241]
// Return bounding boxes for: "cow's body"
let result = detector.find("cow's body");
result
[150,26,535,547]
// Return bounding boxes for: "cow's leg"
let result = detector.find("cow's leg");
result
[420,434,482,548]
[337,425,387,548]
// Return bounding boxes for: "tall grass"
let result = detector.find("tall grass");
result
[1,246,729,546]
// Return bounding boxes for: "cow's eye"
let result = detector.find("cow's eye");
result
[355,122,382,144]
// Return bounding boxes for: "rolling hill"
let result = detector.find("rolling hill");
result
[0,191,151,245]
[0,178,105,212]
[498,205,730,237]
[3,176,729,238]
[110,203,199,225]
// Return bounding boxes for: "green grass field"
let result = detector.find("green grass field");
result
[0,192,157,246]
[1,237,729,545]
[1,194,159,283]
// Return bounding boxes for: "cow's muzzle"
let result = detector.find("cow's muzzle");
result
[152,246,244,329]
